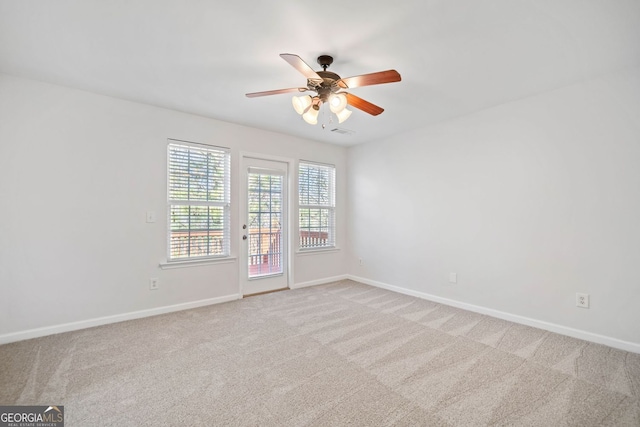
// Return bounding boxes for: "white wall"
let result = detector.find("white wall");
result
[0,74,347,340]
[4,64,639,349]
[347,65,640,348]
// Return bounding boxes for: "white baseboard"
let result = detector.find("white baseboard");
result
[347,275,640,354]
[5,274,637,354]
[0,293,241,345]
[291,274,349,289]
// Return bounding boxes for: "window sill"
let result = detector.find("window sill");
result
[296,247,341,256]
[159,256,237,270]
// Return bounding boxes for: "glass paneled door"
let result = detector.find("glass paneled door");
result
[240,157,288,295]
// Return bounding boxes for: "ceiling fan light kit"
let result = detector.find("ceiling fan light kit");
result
[246,54,401,126]
[302,104,320,125]
[292,95,312,115]
[335,107,352,124]
[329,93,347,113]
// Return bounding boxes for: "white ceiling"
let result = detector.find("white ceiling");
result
[1,1,639,146]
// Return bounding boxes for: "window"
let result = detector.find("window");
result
[298,161,335,249]
[167,140,230,260]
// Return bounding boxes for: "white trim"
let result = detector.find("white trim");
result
[296,247,341,256]
[240,151,294,164]
[239,154,294,296]
[0,293,241,345]
[167,138,230,151]
[298,161,336,250]
[347,275,640,355]
[159,256,237,269]
[166,140,231,261]
[299,159,336,168]
[291,274,348,289]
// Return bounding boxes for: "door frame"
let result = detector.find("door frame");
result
[239,152,295,296]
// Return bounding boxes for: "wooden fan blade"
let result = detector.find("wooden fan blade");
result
[280,54,322,80]
[345,93,384,116]
[337,70,401,89]
[245,87,308,98]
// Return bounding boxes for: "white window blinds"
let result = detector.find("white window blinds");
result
[167,140,230,260]
[298,162,336,249]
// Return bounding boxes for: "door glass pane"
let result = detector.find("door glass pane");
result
[247,172,283,277]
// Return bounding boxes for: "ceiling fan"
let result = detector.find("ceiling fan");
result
[245,54,401,125]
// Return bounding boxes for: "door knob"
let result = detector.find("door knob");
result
[242,235,247,240]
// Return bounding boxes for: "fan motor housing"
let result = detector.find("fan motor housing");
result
[305,55,342,101]
[317,70,341,81]
[309,75,340,102]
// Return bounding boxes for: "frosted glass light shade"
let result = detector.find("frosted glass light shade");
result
[302,106,319,125]
[329,94,347,113]
[292,95,312,115]
[336,108,352,123]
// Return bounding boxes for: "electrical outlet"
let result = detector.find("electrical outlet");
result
[359,258,363,266]
[576,293,589,308]
[149,278,159,290]
[449,273,457,284]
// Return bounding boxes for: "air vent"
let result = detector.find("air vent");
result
[330,128,355,135]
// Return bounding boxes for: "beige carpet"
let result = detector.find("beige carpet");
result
[1,279,639,426]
